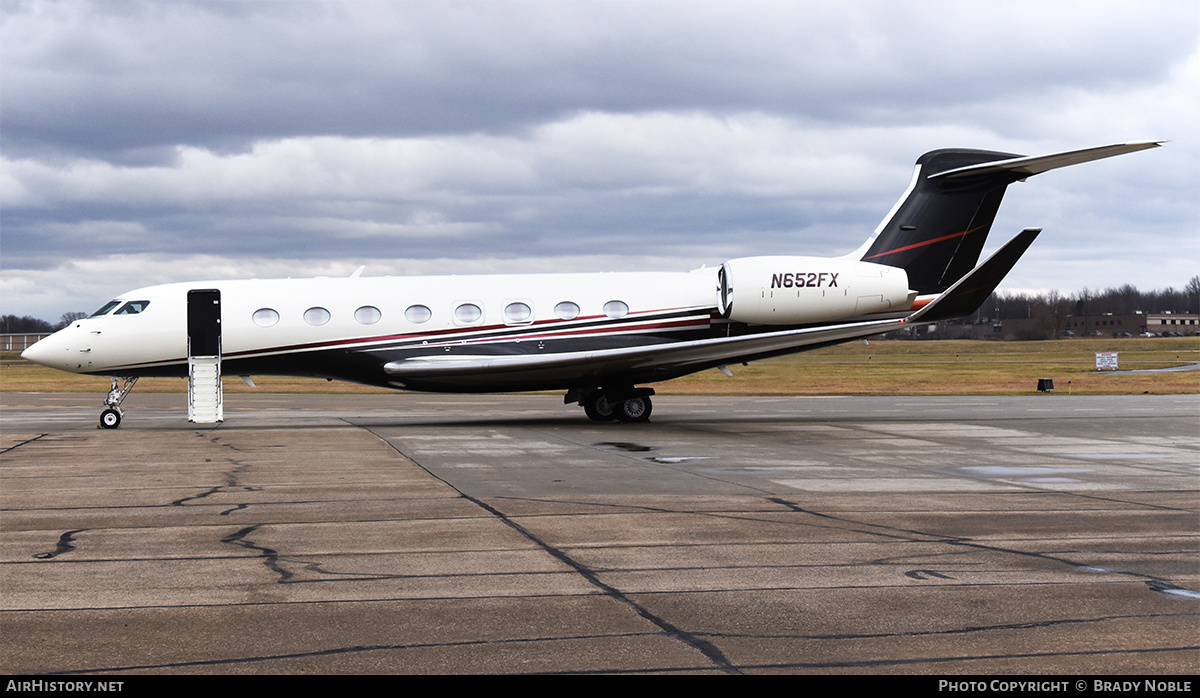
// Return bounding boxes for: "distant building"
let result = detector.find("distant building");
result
[1001,317,1062,340]
[1005,312,1199,339]
[1143,312,1199,333]
[1064,313,1144,335]
[1065,312,1198,336]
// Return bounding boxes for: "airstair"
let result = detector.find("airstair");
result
[186,288,224,424]
[188,352,223,423]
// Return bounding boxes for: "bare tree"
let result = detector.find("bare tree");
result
[56,312,88,330]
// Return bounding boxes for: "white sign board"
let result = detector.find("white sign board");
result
[1096,352,1119,370]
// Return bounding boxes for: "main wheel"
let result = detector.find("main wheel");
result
[615,396,652,423]
[583,392,616,422]
[99,408,121,429]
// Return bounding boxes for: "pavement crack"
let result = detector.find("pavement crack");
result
[221,524,293,582]
[170,458,259,507]
[1,433,48,454]
[700,610,1198,641]
[45,632,671,674]
[769,496,1195,593]
[33,529,85,559]
[375,428,742,674]
[465,493,742,674]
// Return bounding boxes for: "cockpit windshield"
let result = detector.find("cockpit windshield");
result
[90,300,122,317]
[114,300,150,315]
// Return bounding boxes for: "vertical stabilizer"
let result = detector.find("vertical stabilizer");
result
[860,149,1023,294]
[859,141,1162,295]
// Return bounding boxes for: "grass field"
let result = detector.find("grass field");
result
[2,337,1197,396]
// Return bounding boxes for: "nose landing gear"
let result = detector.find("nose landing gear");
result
[98,377,138,429]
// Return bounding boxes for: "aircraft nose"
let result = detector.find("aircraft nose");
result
[21,338,49,365]
[21,330,71,369]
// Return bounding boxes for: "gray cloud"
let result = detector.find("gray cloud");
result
[2,0,1197,319]
[7,2,1194,157]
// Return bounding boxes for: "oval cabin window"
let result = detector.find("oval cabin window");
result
[554,301,580,320]
[405,305,432,324]
[603,300,629,318]
[454,303,482,324]
[354,306,382,325]
[252,308,279,327]
[504,302,532,323]
[303,307,331,326]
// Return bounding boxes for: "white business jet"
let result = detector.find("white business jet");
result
[22,142,1160,428]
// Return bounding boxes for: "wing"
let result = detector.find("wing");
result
[384,316,904,383]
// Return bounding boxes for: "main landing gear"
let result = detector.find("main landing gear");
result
[577,388,654,423]
[98,376,138,429]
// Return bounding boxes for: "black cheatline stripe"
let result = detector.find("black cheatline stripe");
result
[99,309,715,373]
[223,308,714,359]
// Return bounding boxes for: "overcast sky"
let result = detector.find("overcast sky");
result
[3,0,1197,321]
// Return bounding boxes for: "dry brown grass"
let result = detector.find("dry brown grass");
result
[659,338,1200,395]
[2,337,1197,396]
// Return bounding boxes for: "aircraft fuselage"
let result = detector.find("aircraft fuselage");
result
[25,261,910,393]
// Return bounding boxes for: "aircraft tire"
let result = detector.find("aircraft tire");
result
[99,408,121,429]
[615,396,652,423]
[583,393,616,422]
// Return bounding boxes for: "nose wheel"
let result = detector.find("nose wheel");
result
[98,376,138,429]
[99,408,122,429]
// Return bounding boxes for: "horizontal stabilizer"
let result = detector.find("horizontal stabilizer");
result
[929,141,1162,181]
[906,228,1042,325]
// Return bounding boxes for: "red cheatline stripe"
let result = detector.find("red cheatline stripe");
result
[862,225,985,260]
[221,310,713,359]
[107,313,713,370]
[451,316,711,345]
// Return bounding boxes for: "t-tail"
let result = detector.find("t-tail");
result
[857,141,1162,295]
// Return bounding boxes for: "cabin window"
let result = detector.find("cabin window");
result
[252,308,279,327]
[354,306,382,325]
[504,302,532,324]
[454,303,483,325]
[554,301,580,320]
[405,305,432,324]
[114,300,150,315]
[603,300,629,318]
[90,300,121,317]
[303,307,331,326]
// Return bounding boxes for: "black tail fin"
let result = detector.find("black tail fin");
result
[860,141,1161,295]
[860,148,1023,295]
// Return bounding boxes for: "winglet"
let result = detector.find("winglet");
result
[905,228,1042,325]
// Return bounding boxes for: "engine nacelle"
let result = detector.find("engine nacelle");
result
[718,256,912,325]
